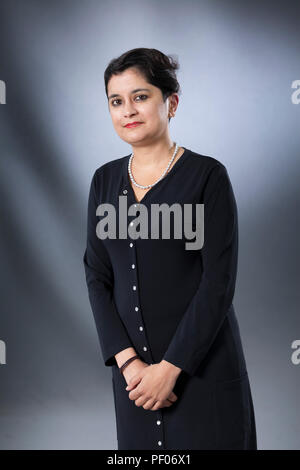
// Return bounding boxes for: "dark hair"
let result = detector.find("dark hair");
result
[104,48,181,123]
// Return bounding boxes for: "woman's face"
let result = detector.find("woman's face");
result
[107,67,174,146]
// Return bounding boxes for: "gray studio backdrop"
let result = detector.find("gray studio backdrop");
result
[0,0,299,450]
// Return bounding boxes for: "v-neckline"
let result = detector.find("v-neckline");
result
[122,146,190,205]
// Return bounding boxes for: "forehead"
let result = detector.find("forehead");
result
[107,68,154,96]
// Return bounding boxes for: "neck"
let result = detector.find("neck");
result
[131,140,176,169]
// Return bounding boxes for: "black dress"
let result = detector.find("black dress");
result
[83,146,257,450]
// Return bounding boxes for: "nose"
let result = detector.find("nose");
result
[123,101,138,117]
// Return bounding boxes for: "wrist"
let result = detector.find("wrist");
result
[115,347,137,368]
[119,354,140,375]
[122,358,143,380]
[160,359,182,378]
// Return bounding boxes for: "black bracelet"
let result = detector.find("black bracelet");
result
[119,354,139,375]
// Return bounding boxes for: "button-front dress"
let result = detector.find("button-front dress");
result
[83,146,257,450]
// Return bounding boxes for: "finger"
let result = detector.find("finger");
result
[126,376,141,391]
[128,388,142,401]
[150,400,164,411]
[169,392,178,402]
[148,393,177,410]
[142,398,157,410]
[134,394,152,407]
[163,399,174,407]
[150,397,175,410]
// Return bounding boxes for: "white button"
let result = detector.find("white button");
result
[158,441,162,446]
[129,242,133,247]
[143,346,147,351]
[133,285,136,290]
[135,306,139,311]
[132,264,135,269]
[134,204,137,207]
[123,189,128,194]
[157,420,161,425]
[139,326,143,331]
[130,221,134,226]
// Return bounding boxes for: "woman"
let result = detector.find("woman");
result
[83,47,257,450]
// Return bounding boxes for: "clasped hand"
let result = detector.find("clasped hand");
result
[125,362,178,411]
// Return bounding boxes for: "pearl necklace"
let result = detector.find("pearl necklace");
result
[128,143,179,189]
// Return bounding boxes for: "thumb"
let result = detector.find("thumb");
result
[169,392,178,402]
[125,375,140,390]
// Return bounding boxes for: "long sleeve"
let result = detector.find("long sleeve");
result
[162,163,238,376]
[83,170,134,367]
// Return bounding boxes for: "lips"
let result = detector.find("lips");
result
[125,122,143,128]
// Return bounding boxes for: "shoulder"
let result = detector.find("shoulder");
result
[187,148,227,174]
[186,148,230,189]
[93,154,127,180]
[87,155,128,196]
[185,149,235,202]
[89,154,128,192]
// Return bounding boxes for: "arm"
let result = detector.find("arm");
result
[115,347,138,368]
[162,163,238,376]
[83,170,135,367]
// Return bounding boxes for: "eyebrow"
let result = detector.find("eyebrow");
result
[108,88,151,100]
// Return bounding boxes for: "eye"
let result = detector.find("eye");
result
[111,95,148,106]
[135,94,148,101]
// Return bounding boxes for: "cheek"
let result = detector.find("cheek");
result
[145,105,165,123]
[112,114,123,128]
[156,105,168,121]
